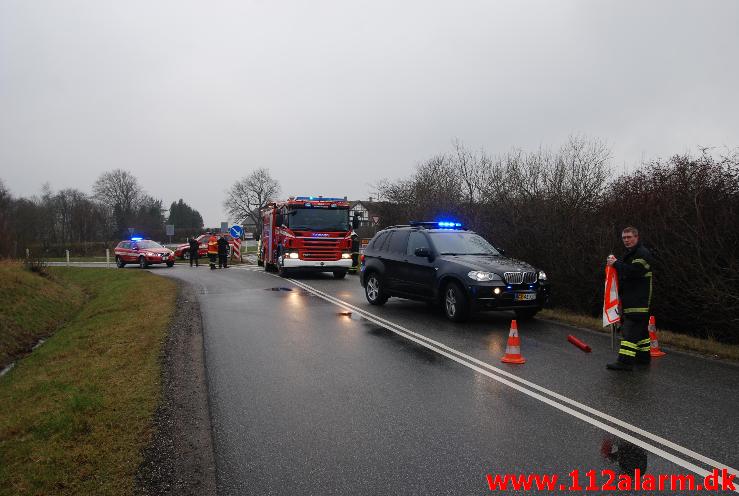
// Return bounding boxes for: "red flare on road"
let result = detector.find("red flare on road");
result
[567,334,592,353]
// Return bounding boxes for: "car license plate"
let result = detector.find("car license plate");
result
[516,293,536,301]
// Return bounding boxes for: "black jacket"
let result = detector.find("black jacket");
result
[614,242,654,317]
[217,237,229,255]
[188,238,199,254]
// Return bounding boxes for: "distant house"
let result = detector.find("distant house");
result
[349,200,382,237]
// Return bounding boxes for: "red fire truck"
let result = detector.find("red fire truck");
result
[258,196,354,278]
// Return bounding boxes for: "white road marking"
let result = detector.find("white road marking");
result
[286,277,739,487]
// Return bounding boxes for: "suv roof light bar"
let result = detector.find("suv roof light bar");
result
[409,221,464,229]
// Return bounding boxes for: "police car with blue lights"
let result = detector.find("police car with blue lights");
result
[359,221,550,322]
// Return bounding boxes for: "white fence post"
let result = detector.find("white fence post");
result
[106,249,110,268]
[66,249,70,267]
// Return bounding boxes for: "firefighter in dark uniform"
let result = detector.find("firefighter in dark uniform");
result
[188,236,200,267]
[350,232,360,271]
[217,235,229,269]
[606,226,654,371]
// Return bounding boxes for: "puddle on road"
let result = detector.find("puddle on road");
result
[263,287,322,298]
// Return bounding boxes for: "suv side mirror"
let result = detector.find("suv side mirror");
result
[414,247,430,258]
[276,214,284,226]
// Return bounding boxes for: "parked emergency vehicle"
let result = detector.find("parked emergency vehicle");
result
[173,233,236,260]
[259,196,353,278]
[114,237,175,268]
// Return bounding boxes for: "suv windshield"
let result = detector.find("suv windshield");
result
[136,240,164,249]
[287,208,350,231]
[428,232,500,256]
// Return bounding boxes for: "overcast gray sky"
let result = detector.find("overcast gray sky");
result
[1,0,738,226]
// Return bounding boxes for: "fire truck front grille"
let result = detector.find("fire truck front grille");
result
[300,238,342,260]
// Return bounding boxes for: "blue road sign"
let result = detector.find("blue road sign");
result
[229,225,243,238]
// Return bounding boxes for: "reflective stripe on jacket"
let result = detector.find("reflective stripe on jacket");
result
[613,242,654,316]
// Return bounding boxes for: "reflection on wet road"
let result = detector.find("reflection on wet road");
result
[160,265,739,496]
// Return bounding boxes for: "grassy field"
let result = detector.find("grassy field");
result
[0,265,176,496]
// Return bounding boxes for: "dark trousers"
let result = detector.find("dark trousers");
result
[617,315,651,363]
[190,252,199,266]
[218,253,228,268]
[209,253,217,268]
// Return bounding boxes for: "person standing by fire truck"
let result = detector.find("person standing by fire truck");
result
[207,232,218,270]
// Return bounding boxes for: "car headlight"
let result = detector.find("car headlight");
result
[341,253,351,259]
[289,252,299,259]
[538,270,547,281]
[467,271,500,282]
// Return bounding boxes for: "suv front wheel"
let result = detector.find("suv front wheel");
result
[365,272,388,305]
[443,281,470,322]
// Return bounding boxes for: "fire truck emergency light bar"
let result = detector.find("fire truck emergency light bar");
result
[294,196,346,201]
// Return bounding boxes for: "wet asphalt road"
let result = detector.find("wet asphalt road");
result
[147,263,739,495]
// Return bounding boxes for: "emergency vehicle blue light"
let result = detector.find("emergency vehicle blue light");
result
[131,236,143,241]
[436,221,463,229]
[295,196,346,202]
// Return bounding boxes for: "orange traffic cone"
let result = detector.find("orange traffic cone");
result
[648,316,666,357]
[501,320,526,364]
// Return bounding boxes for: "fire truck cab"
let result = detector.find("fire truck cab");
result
[259,196,354,278]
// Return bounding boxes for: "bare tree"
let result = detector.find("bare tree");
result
[92,169,144,237]
[224,168,280,236]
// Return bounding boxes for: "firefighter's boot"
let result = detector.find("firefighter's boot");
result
[635,337,651,365]
[606,360,633,371]
[607,338,638,371]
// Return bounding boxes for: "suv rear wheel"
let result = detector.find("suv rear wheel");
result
[115,256,125,268]
[365,272,388,305]
[139,256,148,269]
[443,281,470,322]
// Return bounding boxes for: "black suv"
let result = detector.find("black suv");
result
[359,222,550,322]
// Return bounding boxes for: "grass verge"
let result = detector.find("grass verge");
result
[0,261,86,369]
[0,267,176,496]
[540,308,739,361]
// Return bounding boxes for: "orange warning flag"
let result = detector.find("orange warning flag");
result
[603,266,621,326]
